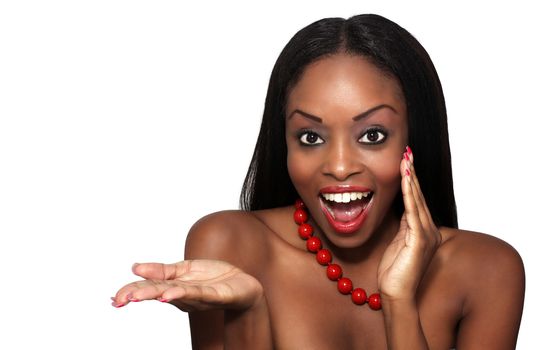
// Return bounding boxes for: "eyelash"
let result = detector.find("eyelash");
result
[297,130,324,146]
[358,127,388,145]
[297,127,388,146]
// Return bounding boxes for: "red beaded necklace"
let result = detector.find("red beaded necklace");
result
[293,198,382,311]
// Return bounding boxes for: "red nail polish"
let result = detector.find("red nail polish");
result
[112,301,125,308]
[405,168,411,176]
[406,145,412,155]
[403,152,409,161]
[158,298,169,303]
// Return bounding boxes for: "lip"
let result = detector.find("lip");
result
[319,185,371,194]
[318,190,374,235]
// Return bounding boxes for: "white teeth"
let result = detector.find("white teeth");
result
[322,191,371,203]
[343,193,351,203]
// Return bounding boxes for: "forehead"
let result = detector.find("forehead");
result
[286,54,405,119]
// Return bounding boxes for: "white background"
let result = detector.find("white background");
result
[1,1,550,348]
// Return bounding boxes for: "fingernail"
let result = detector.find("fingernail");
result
[132,263,139,270]
[112,301,125,308]
[406,146,414,162]
[158,298,169,303]
[403,152,409,161]
[405,168,411,177]
[110,296,116,301]
[127,293,140,302]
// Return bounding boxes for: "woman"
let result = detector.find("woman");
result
[112,14,524,349]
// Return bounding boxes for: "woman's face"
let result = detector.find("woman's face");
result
[286,54,408,248]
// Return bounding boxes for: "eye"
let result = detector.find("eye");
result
[359,128,387,144]
[299,131,324,145]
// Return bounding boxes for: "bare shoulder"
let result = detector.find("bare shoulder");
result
[185,210,260,260]
[184,208,293,274]
[438,227,525,315]
[438,227,524,277]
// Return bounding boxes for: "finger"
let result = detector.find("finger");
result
[398,211,409,233]
[141,283,228,312]
[401,158,422,237]
[163,285,228,312]
[406,157,428,213]
[162,284,224,306]
[405,160,432,230]
[132,261,192,280]
[405,149,442,252]
[405,149,436,233]
[114,279,179,305]
[111,262,186,307]
[406,147,432,217]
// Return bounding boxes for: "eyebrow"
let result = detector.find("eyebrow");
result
[287,109,323,123]
[287,104,396,123]
[352,104,396,121]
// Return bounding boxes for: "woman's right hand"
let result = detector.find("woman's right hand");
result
[112,259,264,312]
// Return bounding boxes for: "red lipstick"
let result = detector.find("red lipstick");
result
[320,185,371,194]
[318,186,373,235]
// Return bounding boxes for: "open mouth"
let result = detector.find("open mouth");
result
[321,191,372,221]
[319,190,374,235]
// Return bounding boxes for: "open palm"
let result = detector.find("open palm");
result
[113,259,263,312]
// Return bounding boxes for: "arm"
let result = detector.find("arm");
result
[381,238,525,350]
[377,148,440,349]
[381,299,429,349]
[224,293,272,349]
[111,211,273,350]
[379,148,524,348]
[185,212,273,350]
[188,292,272,350]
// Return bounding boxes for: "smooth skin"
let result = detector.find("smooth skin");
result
[113,54,525,349]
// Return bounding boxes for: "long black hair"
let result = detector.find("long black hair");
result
[240,14,457,229]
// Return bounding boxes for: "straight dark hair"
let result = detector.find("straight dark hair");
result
[240,14,457,229]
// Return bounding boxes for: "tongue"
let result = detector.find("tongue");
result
[326,201,365,222]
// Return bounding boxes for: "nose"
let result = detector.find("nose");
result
[321,137,363,181]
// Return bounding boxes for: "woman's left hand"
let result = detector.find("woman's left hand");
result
[377,146,442,302]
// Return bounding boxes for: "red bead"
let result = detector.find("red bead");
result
[294,209,308,224]
[316,249,332,265]
[306,236,321,252]
[295,199,306,210]
[292,198,381,312]
[351,288,367,305]
[326,264,342,281]
[367,293,381,310]
[337,277,353,294]
[298,223,313,240]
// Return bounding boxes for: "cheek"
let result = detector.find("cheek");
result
[287,149,312,191]
[368,152,402,189]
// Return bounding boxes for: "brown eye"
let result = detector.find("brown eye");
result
[367,130,379,142]
[299,131,324,145]
[300,131,324,146]
[359,128,387,144]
